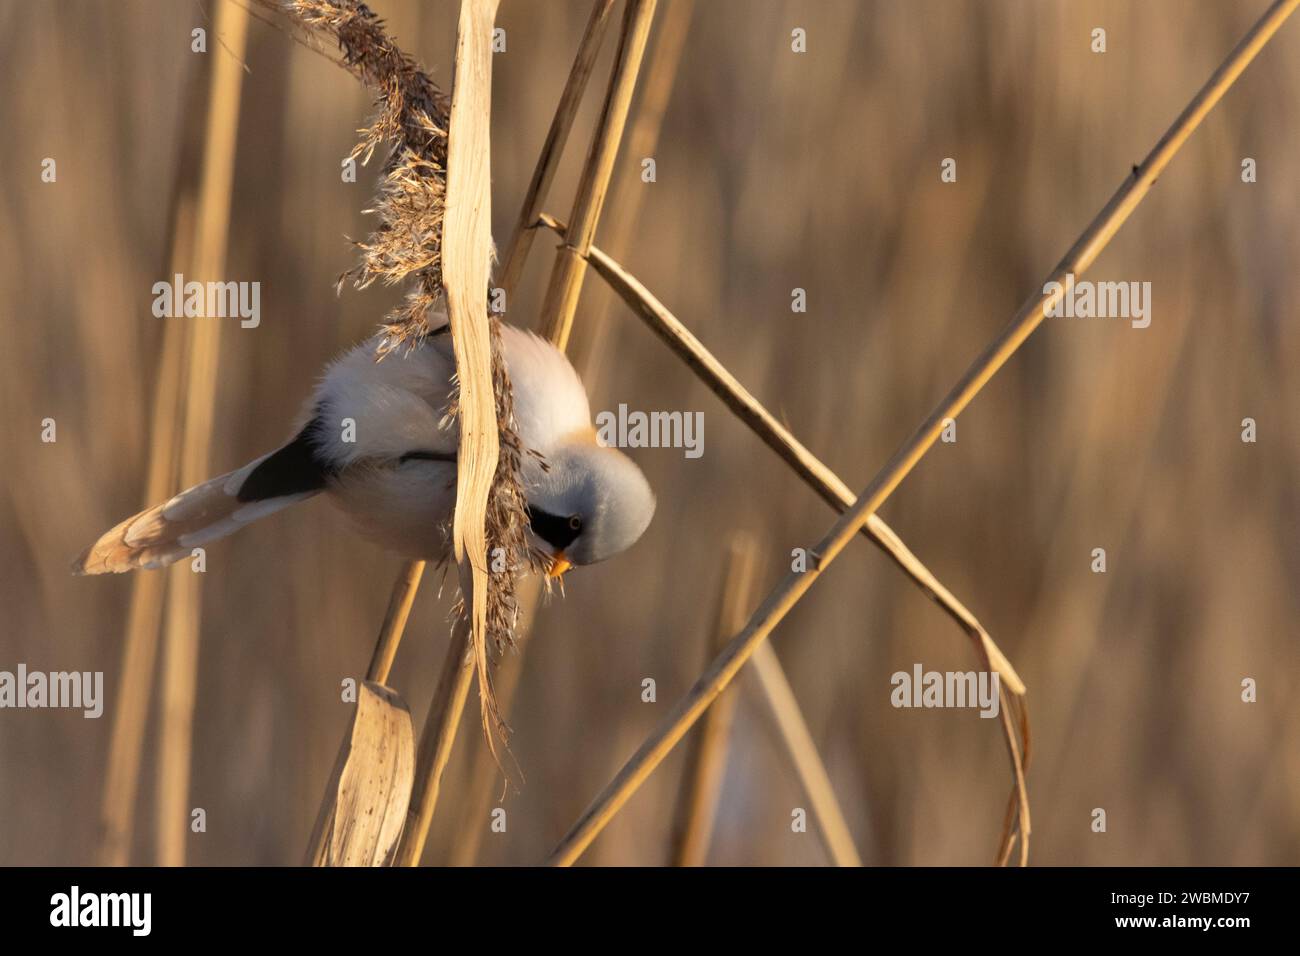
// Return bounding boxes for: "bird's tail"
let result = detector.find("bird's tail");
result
[73,449,320,575]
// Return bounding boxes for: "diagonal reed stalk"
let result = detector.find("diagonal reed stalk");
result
[394,0,659,867]
[155,0,251,867]
[444,604,532,865]
[392,617,473,867]
[544,0,1300,866]
[748,639,863,867]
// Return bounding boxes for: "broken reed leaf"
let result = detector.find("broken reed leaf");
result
[438,0,511,761]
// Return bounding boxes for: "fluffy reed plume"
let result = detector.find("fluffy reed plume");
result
[262,0,535,707]
[283,0,452,340]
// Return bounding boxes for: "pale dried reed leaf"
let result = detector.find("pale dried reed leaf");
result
[324,681,415,867]
[440,0,505,755]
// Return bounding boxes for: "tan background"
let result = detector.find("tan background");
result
[1,0,1297,865]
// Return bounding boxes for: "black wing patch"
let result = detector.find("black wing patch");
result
[237,417,334,502]
[399,450,456,464]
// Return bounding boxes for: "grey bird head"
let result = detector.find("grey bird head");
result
[524,440,655,576]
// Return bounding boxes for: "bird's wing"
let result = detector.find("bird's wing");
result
[309,336,458,468]
[495,324,593,453]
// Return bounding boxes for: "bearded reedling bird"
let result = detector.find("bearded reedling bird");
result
[73,321,656,578]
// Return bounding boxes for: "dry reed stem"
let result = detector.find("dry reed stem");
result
[305,682,415,866]
[538,213,1030,859]
[995,689,1031,867]
[496,0,618,297]
[393,619,475,866]
[748,641,862,867]
[97,52,212,868]
[543,0,1299,866]
[573,0,694,392]
[155,0,251,867]
[671,535,757,866]
[537,0,659,351]
[364,559,426,683]
[444,603,533,865]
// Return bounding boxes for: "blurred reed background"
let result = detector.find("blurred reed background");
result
[2,0,1298,866]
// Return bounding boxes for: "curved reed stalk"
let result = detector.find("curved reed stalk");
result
[748,640,862,867]
[544,0,1300,866]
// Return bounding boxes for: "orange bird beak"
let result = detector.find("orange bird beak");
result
[547,551,572,579]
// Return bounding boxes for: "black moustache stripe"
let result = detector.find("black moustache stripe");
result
[526,505,581,552]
